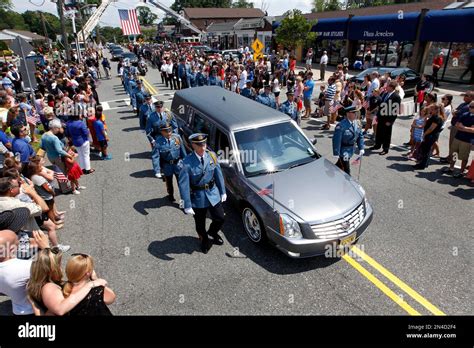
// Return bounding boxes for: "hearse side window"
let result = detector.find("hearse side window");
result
[192,112,212,135]
[215,128,230,152]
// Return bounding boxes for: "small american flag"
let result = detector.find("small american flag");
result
[257,183,273,196]
[362,99,369,109]
[329,103,342,114]
[351,156,362,165]
[118,9,141,36]
[26,114,39,125]
[53,166,69,183]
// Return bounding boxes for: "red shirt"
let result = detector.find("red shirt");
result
[433,56,443,67]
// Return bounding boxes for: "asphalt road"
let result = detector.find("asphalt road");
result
[1,57,472,316]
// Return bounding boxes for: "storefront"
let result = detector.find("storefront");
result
[420,8,474,84]
[347,12,420,68]
[311,18,348,65]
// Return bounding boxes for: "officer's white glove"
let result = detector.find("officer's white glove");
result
[184,208,195,215]
[221,194,227,202]
[155,173,162,179]
[359,149,365,156]
[333,155,340,158]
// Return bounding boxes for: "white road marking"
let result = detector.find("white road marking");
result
[101,101,110,111]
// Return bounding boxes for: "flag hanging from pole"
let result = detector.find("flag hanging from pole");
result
[118,9,141,36]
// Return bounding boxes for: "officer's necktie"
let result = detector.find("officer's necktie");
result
[200,157,204,167]
[167,138,170,146]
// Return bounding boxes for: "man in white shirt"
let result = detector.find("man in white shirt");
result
[238,66,247,93]
[0,225,50,315]
[319,51,328,81]
[367,72,380,98]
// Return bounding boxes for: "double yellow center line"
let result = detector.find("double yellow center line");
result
[342,246,446,316]
[140,77,158,96]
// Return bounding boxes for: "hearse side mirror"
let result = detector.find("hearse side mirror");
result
[219,159,232,167]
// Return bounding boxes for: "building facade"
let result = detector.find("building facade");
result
[273,0,474,84]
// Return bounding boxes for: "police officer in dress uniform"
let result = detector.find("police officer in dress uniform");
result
[240,80,256,100]
[279,88,299,124]
[332,106,365,176]
[255,83,277,109]
[146,101,178,148]
[152,124,187,202]
[139,95,153,131]
[178,134,227,254]
[132,79,146,115]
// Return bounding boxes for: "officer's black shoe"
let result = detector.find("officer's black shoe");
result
[210,233,224,246]
[201,239,212,254]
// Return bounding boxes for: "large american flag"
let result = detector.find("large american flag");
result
[118,9,141,36]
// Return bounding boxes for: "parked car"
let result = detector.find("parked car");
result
[192,45,221,55]
[171,87,373,258]
[348,67,432,97]
[221,49,242,61]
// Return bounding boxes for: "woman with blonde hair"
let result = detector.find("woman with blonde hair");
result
[27,248,107,315]
[63,253,115,315]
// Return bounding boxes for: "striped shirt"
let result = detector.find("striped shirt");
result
[325,83,336,102]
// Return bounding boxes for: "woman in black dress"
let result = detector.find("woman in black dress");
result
[62,254,116,316]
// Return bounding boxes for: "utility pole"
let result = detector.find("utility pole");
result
[40,13,51,50]
[57,0,71,61]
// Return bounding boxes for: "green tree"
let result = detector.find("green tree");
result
[100,26,127,44]
[0,0,11,10]
[275,9,317,51]
[170,0,232,13]
[22,11,61,40]
[232,0,254,8]
[312,0,342,12]
[0,9,28,31]
[136,6,158,26]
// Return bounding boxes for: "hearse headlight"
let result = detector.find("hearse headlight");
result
[279,214,302,239]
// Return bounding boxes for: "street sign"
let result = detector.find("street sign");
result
[251,38,263,53]
[10,36,34,57]
[254,52,264,62]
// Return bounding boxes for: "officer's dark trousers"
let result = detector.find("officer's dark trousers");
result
[336,157,351,176]
[193,202,225,240]
[164,175,176,197]
[175,77,181,90]
[161,72,166,85]
[375,121,394,152]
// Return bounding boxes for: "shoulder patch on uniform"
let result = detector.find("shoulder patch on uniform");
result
[206,150,217,164]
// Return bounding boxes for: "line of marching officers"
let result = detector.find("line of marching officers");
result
[142,98,226,254]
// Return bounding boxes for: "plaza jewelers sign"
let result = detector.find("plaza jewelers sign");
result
[362,30,395,38]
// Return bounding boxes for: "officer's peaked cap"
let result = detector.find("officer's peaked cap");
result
[189,133,208,144]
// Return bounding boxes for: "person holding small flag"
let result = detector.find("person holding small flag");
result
[332,106,365,176]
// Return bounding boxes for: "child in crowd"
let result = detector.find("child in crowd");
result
[314,85,325,118]
[93,112,112,160]
[364,89,382,137]
[407,108,429,161]
[63,147,84,195]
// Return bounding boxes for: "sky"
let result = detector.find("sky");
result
[13,0,314,27]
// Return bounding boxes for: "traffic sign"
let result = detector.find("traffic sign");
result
[254,52,264,62]
[251,38,264,53]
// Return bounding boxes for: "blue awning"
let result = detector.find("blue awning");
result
[420,9,474,43]
[311,18,348,39]
[348,12,420,41]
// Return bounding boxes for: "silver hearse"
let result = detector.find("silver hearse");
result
[171,86,373,258]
